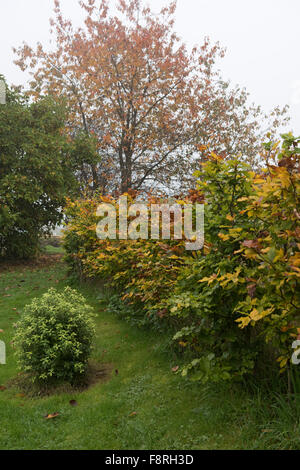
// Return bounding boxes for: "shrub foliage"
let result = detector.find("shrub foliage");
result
[14,287,95,384]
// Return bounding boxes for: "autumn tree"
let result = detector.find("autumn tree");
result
[14,0,289,194]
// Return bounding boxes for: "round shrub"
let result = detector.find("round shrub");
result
[14,287,96,384]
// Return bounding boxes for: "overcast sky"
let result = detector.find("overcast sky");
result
[1,0,299,131]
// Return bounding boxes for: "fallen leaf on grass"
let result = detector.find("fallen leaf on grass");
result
[172,366,179,372]
[69,400,78,407]
[0,386,7,391]
[44,412,60,420]
[15,393,26,398]
[129,412,137,417]
[0,329,4,333]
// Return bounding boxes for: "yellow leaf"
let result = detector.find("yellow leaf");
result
[280,358,288,369]
[236,316,251,328]
[218,233,230,241]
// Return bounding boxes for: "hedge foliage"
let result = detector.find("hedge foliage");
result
[63,135,300,384]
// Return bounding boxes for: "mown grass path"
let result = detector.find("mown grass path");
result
[0,258,299,450]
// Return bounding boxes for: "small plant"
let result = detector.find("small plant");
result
[14,287,95,384]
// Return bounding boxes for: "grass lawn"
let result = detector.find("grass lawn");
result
[0,257,299,450]
[43,244,65,255]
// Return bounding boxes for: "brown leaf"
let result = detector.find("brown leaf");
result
[242,239,260,250]
[278,157,296,169]
[294,209,300,220]
[44,412,60,420]
[157,308,168,319]
[129,411,137,417]
[0,386,6,391]
[247,284,256,299]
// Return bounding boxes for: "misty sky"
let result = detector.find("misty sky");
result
[1,0,299,131]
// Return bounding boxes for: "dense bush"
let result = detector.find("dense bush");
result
[63,135,299,385]
[0,77,90,259]
[14,287,95,384]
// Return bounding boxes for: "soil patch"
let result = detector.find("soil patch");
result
[0,254,63,273]
[6,361,113,397]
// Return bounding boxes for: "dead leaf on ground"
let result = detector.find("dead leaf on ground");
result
[0,386,7,391]
[129,412,137,417]
[44,412,60,420]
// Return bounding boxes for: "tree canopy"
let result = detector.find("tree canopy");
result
[14,0,289,194]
